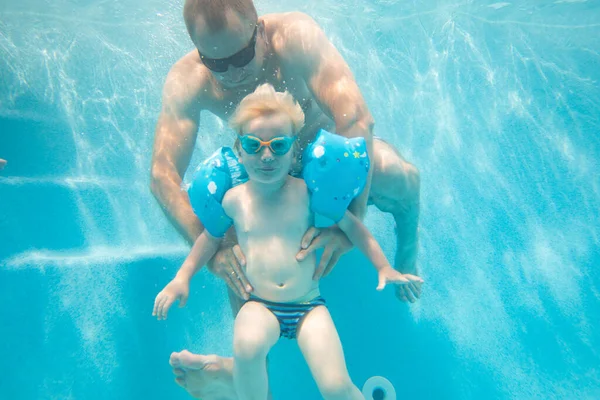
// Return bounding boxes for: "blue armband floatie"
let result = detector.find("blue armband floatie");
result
[187,147,248,237]
[303,129,370,222]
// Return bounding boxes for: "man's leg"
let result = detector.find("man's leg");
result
[296,305,363,400]
[170,289,275,400]
[369,138,421,299]
[170,351,237,400]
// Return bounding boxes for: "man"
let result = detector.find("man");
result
[150,0,421,398]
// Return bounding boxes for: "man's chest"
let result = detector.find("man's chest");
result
[204,71,315,121]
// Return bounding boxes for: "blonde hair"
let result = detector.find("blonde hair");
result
[229,83,305,135]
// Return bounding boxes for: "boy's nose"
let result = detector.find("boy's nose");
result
[260,147,274,162]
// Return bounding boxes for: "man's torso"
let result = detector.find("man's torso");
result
[179,13,335,163]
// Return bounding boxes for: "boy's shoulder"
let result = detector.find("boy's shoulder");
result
[224,176,308,202]
[223,182,247,202]
[221,183,248,217]
[286,175,310,195]
[288,175,307,186]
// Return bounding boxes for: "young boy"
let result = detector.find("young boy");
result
[153,84,423,400]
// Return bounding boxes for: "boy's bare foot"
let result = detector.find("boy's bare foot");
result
[170,350,237,400]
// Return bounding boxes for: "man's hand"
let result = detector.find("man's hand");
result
[207,245,253,300]
[395,273,423,303]
[296,226,353,280]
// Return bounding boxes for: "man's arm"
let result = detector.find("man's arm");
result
[150,59,204,245]
[150,56,252,300]
[284,13,375,220]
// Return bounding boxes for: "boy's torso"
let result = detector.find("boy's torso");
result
[230,176,319,303]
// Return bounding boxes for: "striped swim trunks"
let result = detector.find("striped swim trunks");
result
[248,295,327,339]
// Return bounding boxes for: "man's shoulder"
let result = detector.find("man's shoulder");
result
[163,50,214,106]
[264,11,314,26]
[265,12,322,55]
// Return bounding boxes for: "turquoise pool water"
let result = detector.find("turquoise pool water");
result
[1,1,599,399]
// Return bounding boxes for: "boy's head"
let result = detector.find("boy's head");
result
[230,84,305,183]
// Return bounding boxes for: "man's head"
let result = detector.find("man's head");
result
[230,84,305,184]
[184,0,266,86]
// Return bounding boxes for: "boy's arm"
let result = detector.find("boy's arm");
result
[153,230,222,320]
[177,188,241,282]
[336,210,390,273]
[175,231,223,282]
[337,210,424,292]
[208,190,253,296]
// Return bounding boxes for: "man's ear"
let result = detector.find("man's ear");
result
[258,19,268,45]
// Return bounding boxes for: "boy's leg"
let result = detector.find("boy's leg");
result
[296,306,363,400]
[233,301,281,400]
[169,290,276,400]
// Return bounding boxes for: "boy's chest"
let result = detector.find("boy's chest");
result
[235,195,312,236]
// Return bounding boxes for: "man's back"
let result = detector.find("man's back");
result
[223,175,319,303]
